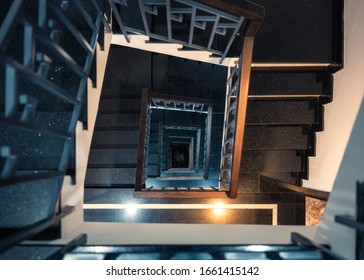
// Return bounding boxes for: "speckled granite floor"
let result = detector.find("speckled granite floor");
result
[306,197,326,226]
[83,188,304,225]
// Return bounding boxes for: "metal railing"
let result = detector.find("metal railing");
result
[219,60,239,190]
[0,0,110,246]
[109,0,264,63]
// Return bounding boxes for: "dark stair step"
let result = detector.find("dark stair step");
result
[246,99,320,125]
[91,130,139,146]
[0,127,66,170]
[85,168,136,186]
[101,46,151,95]
[87,148,138,165]
[238,172,302,194]
[98,99,141,112]
[241,150,305,173]
[252,0,336,63]
[95,114,140,128]
[0,177,61,227]
[249,70,330,95]
[152,53,168,94]
[243,126,311,150]
[152,54,227,109]
[0,245,62,260]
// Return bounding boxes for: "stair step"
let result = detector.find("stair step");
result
[87,164,137,168]
[244,126,310,150]
[102,46,151,94]
[0,177,61,227]
[85,168,136,186]
[97,109,141,114]
[95,114,140,128]
[0,127,66,170]
[0,245,62,260]
[98,99,141,112]
[241,150,304,173]
[91,131,139,146]
[249,70,328,95]
[246,99,319,125]
[253,0,335,63]
[87,148,138,165]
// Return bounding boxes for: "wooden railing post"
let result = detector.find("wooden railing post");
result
[229,35,256,198]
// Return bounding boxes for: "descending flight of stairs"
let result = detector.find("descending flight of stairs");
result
[84,0,342,225]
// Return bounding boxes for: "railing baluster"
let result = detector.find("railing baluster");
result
[108,0,130,43]
[74,1,98,34]
[48,1,93,54]
[188,7,196,46]
[5,64,18,118]
[220,17,245,63]
[0,0,111,251]
[207,15,220,51]
[23,23,35,69]
[6,58,80,105]
[138,0,151,36]
[166,0,172,41]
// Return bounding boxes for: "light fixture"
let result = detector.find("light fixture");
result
[214,203,225,215]
[126,203,137,215]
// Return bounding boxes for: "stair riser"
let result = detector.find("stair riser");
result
[85,168,136,186]
[246,100,319,124]
[91,131,139,146]
[95,115,140,128]
[244,126,310,150]
[241,150,305,173]
[87,149,138,165]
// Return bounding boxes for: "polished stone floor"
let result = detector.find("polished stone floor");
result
[83,188,305,225]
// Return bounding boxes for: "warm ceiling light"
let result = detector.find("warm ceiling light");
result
[214,203,225,215]
[126,203,137,215]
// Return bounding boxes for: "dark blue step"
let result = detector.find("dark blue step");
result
[0,127,66,170]
[246,99,320,125]
[249,71,327,95]
[85,168,136,186]
[252,0,340,63]
[98,99,141,112]
[101,46,151,95]
[0,177,62,227]
[243,126,310,150]
[87,148,138,165]
[0,245,62,260]
[95,114,140,128]
[91,130,139,146]
[241,150,304,173]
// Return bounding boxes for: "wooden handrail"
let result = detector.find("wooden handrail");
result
[198,0,265,22]
[228,36,257,199]
[260,175,330,201]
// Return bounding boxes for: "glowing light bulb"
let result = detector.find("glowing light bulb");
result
[214,203,224,215]
[126,203,137,215]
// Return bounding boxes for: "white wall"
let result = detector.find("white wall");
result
[63,222,316,245]
[303,0,364,192]
[306,0,364,259]
[61,33,112,236]
[314,98,364,259]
